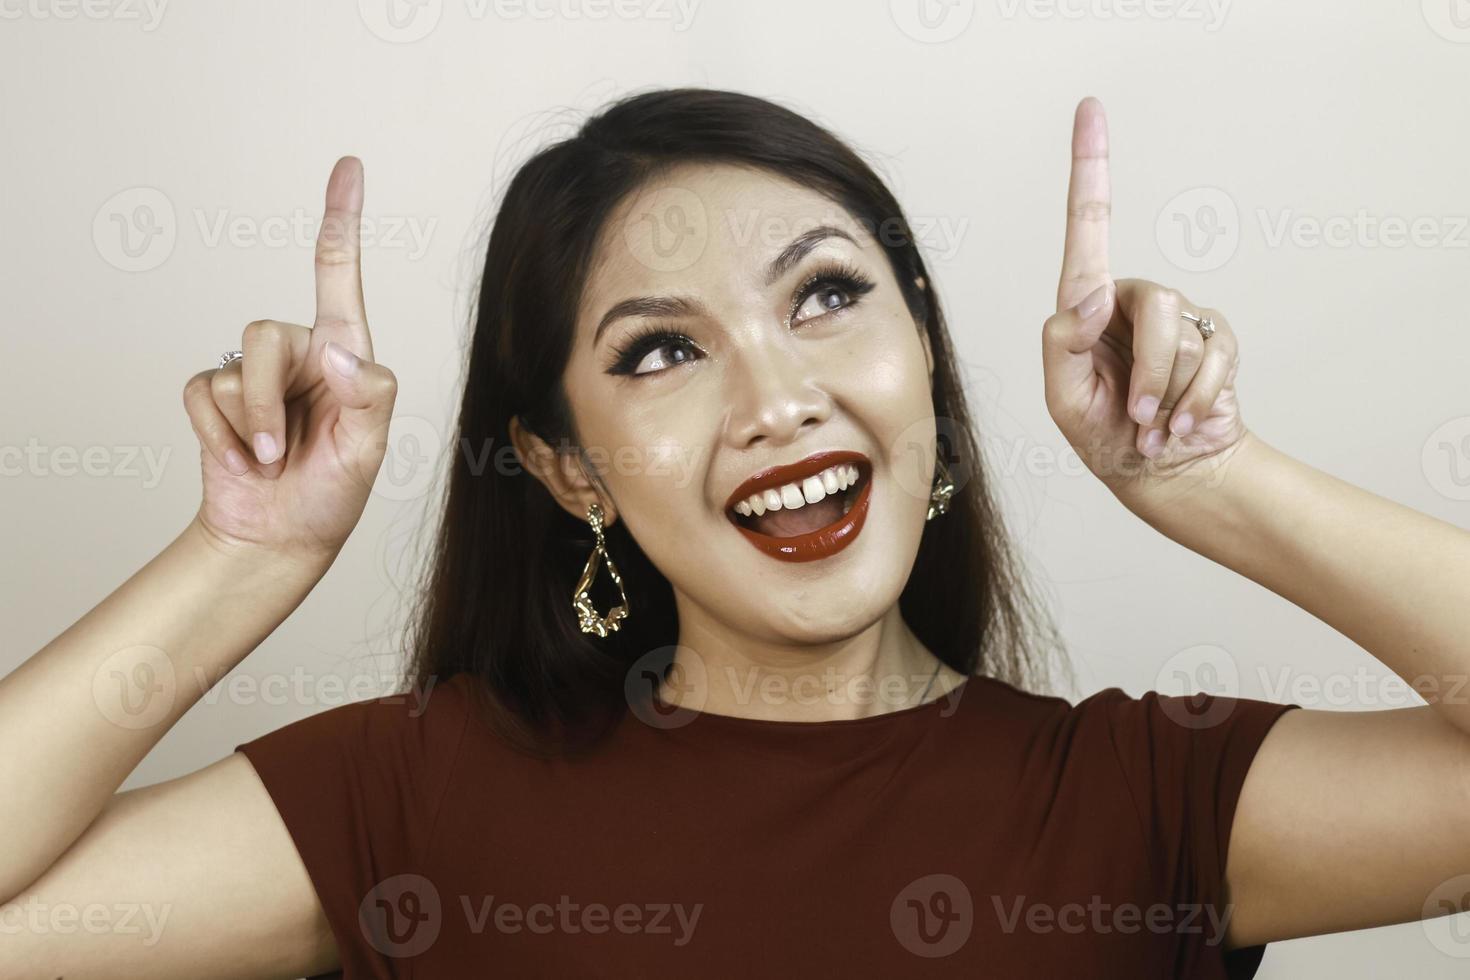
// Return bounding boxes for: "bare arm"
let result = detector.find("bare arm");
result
[1224,704,1470,948]
[2,155,397,975]
[1045,98,1470,950]
[0,516,329,904]
[2,752,339,978]
[1134,432,1470,948]
[1139,431,1470,736]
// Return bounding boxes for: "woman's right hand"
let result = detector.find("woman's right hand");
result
[181,157,400,566]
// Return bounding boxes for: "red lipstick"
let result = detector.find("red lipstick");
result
[724,450,872,563]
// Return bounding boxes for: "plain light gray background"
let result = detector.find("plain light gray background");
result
[4,1,1470,974]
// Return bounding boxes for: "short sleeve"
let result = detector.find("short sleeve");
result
[1093,687,1300,980]
[233,674,472,979]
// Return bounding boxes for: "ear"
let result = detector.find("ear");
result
[509,415,616,527]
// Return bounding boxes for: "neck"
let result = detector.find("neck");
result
[660,597,958,721]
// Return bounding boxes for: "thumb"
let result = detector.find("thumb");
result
[320,339,399,461]
[1042,280,1114,416]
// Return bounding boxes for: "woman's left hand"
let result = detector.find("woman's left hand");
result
[1042,97,1252,517]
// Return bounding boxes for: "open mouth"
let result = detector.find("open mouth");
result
[723,451,873,563]
[729,461,866,536]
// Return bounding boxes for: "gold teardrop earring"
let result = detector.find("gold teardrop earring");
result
[572,501,631,637]
[926,454,957,521]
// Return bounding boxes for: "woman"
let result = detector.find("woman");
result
[4,88,1468,978]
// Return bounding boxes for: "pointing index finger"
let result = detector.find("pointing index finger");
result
[1057,97,1112,313]
[314,156,372,356]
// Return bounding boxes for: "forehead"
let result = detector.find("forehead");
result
[579,162,877,318]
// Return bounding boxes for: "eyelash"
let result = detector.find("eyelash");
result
[606,260,877,378]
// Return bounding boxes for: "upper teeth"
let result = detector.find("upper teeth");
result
[732,463,860,517]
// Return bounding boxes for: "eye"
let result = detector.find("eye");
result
[606,325,704,377]
[603,260,878,379]
[790,260,877,327]
[793,284,851,323]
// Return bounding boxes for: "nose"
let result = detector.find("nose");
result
[722,332,833,449]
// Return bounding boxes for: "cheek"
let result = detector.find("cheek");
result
[828,316,932,422]
[826,318,938,511]
[587,402,708,508]
[601,424,713,576]
[638,435,706,501]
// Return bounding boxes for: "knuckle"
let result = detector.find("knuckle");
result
[242,386,275,412]
[1066,201,1111,222]
[314,314,359,330]
[374,366,400,397]
[1142,359,1173,382]
[182,371,212,402]
[245,404,276,431]
[1143,342,1175,367]
[1153,286,1181,313]
[196,417,226,447]
[210,366,241,396]
[242,389,277,420]
[243,319,284,347]
[315,245,354,268]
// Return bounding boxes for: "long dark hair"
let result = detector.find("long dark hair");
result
[404,87,1065,756]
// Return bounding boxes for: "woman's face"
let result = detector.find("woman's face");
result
[548,162,939,646]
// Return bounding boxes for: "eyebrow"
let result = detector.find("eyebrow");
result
[591,225,858,348]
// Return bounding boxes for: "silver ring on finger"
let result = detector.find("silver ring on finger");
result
[217,349,244,370]
[1180,311,1215,341]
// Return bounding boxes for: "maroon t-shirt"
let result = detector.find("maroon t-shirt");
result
[234,672,1298,978]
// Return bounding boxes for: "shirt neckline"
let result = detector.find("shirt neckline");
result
[645,676,977,731]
